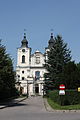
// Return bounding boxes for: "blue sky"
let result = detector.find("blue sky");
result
[0,0,80,68]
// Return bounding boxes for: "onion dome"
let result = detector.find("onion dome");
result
[48,32,55,48]
[21,32,28,47]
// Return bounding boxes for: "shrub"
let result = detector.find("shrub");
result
[47,90,80,106]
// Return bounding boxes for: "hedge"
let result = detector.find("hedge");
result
[47,90,80,106]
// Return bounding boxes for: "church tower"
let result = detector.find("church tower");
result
[48,32,55,48]
[16,32,32,94]
[17,32,31,67]
[45,32,54,62]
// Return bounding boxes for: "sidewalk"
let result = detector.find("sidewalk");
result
[0,97,27,109]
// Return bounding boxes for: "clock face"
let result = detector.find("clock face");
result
[22,49,25,52]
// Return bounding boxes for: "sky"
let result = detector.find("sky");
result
[0,0,80,69]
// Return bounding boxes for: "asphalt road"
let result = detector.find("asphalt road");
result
[0,96,80,120]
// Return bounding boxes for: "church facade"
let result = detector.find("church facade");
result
[16,32,54,96]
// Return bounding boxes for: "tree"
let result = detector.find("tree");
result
[44,35,71,92]
[59,61,80,89]
[0,40,17,99]
[76,62,80,71]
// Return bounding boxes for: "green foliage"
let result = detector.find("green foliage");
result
[48,90,80,106]
[0,40,18,100]
[47,98,80,110]
[44,35,71,91]
[61,62,80,89]
[77,62,80,71]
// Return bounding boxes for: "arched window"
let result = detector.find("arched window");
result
[22,77,24,80]
[35,71,40,80]
[35,56,40,64]
[22,55,25,63]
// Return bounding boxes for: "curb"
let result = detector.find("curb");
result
[43,98,80,113]
[0,97,27,109]
[43,98,54,112]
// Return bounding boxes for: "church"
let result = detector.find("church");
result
[16,32,54,96]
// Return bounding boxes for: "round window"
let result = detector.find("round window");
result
[22,49,25,52]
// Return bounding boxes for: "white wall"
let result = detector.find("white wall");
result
[16,48,47,95]
[17,47,31,67]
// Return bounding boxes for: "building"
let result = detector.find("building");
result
[16,32,54,96]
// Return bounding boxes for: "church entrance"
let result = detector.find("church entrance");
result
[35,84,39,95]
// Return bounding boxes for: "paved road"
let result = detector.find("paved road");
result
[0,96,80,120]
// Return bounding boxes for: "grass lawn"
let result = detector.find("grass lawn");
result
[47,98,80,110]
